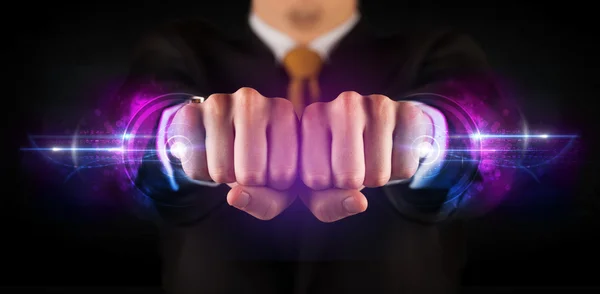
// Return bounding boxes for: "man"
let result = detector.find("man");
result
[116,0,501,293]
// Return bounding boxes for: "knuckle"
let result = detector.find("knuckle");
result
[334,91,363,110]
[333,172,364,189]
[367,95,395,121]
[337,91,362,101]
[363,173,390,187]
[302,173,330,190]
[203,94,231,119]
[392,165,418,180]
[396,101,424,121]
[270,98,295,115]
[269,98,298,123]
[368,94,390,105]
[236,171,266,186]
[235,87,263,103]
[209,168,236,183]
[234,87,268,117]
[302,102,325,118]
[185,168,211,182]
[301,102,327,126]
[173,104,200,121]
[170,105,202,135]
[268,167,296,190]
[270,98,297,124]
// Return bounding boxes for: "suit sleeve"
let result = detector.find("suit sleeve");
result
[114,23,228,226]
[383,29,509,223]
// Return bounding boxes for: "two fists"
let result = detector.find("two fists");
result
[169,87,432,222]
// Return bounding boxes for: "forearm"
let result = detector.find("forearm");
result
[113,23,225,225]
[136,143,228,226]
[133,99,228,226]
[385,91,482,223]
[383,30,506,223]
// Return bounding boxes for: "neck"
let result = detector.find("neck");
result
[252,0,357,44]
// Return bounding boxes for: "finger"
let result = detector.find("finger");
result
[301,102,332,190]
[203,94,236,183]
[363,95,395,187]
[169,103,210,181]
[391,102,424,181]
[232,87,269,186]
[300,188,368,223]
[267,98,298,190]
[227,184,296,220]
[329,92,367,189]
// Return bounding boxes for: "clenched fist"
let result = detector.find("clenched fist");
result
[168,87,299,220]
[168,88,433,223]
[300,91,432,222]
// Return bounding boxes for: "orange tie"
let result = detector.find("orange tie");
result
[282,47,323,117]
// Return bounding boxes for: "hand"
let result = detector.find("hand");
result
[169,87,299,220]
[300,91,432,222]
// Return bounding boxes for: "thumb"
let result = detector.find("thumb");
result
[300,188,368,223]
[227,184,297,220]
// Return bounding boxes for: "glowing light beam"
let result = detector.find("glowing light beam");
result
[20,147,150,152]
[463,134,577,139]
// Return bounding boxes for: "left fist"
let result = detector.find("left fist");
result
[300,91,432,222]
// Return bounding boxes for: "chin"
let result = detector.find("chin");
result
[288,9,322,30]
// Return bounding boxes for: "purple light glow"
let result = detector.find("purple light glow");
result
[20,84,580,215]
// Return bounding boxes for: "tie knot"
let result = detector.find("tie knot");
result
[283,46,322,79]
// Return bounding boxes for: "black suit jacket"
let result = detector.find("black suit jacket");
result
[115,18,500,294]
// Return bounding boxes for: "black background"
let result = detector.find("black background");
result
[9,0,600,291]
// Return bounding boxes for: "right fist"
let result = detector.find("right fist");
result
[168,88,299,220]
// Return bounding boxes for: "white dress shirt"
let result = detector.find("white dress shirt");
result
[249,12,360,62]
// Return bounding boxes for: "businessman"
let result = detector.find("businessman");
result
[116,0,503,293]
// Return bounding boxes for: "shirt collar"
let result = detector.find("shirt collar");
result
[249,12,361,62]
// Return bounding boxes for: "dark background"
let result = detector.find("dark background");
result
[9,0,599,291]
